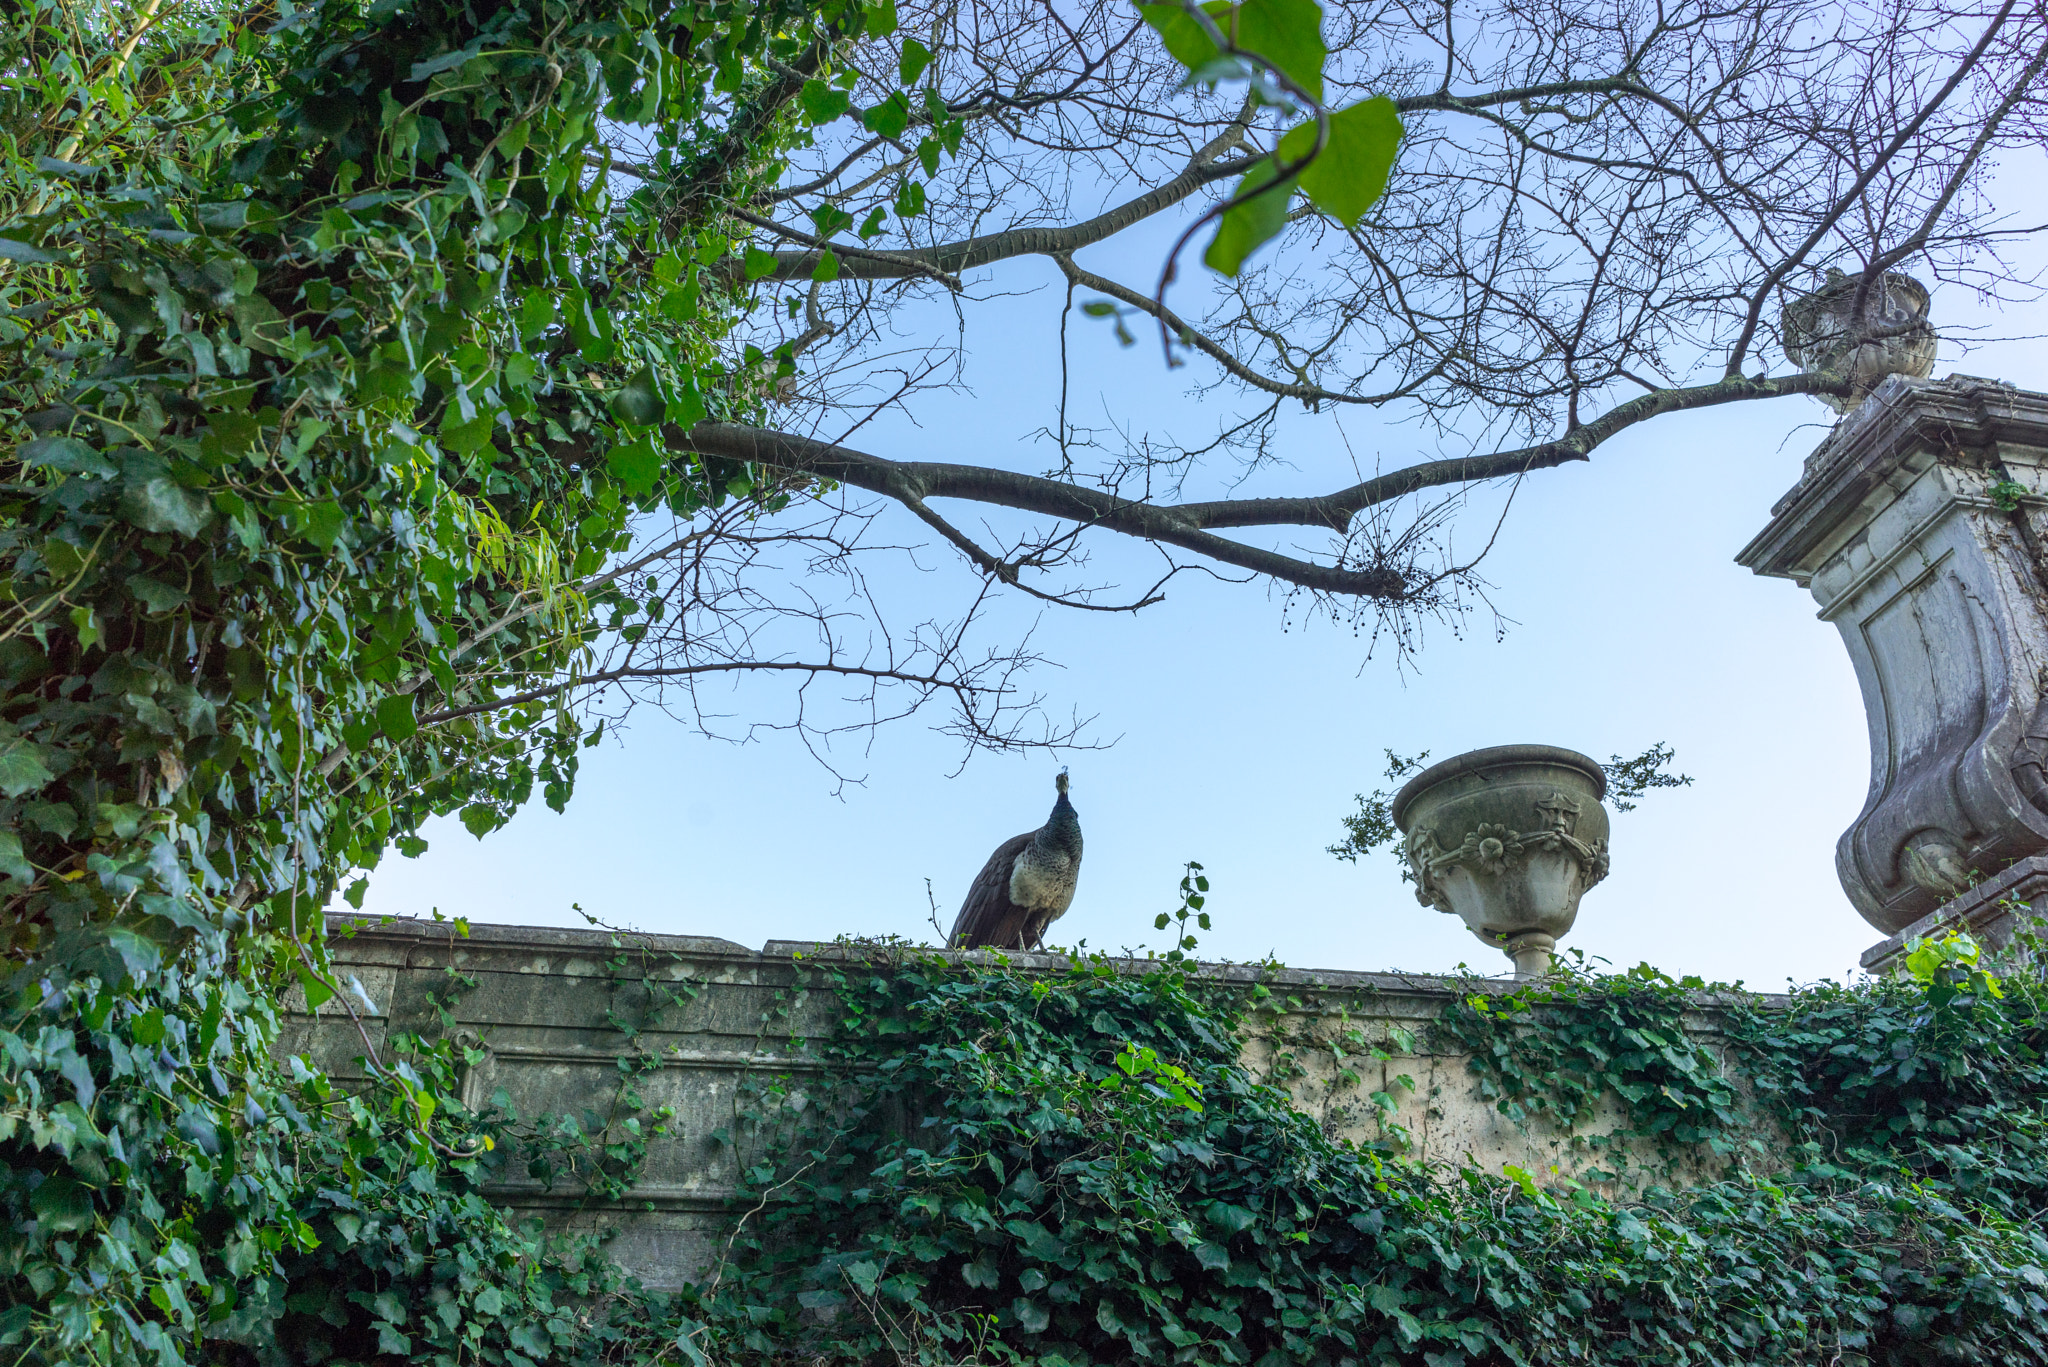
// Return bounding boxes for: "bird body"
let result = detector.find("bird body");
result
[949,771,1083,950]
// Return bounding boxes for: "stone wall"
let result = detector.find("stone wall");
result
[282,917,1775,1289]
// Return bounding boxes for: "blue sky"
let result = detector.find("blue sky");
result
[352,170,2048,990]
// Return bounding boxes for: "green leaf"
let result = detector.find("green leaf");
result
[0,831,32,884]
[917,137,942,177]
[608,436,664,496]
[894,180,926,217]
[667,383,707,427]
[519,287,556,339]
[800,79,852,125]
[864,0,898,37]
[1137,3,1222,71]
[1204,1200,1258,1233]
[863,91,912,139]
[812,250,841,283]
[106,926,163,982]
[295,964,334,1010]
[376,694,418,742]
[1011,1298,1049,1333]
[1232,0,1325,99]
[611,366,666,427]
[30,1178,94,1232]
[125,574,189,614]
[20,435,118,476]
[809,203,854,237]
[0,237,64,265]
[294,501,346,550]
[900,38,933,84]
[1279,96,1401,228]
[120,476,214,538]
[1139,0,1325,99]
[0,738,53,798]
[569,290,615,363]
[1202,154,1296,276]
[743,246,778,280]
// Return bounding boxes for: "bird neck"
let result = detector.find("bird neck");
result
[1036,795,1081,853]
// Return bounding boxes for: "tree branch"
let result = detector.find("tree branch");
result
[676,370,1845,600]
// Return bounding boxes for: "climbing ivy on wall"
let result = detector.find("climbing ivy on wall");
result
[0,0,940,1357]
[682,926,2048,1367]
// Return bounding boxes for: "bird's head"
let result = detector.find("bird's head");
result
[1055,766,1070,798]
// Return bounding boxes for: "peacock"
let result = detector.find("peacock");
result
[948,769,1083,951]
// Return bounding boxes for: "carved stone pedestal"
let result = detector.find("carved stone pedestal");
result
[1737,376,2048,944]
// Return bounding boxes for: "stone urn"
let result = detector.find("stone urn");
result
[1390,745,1611,978]
[1781,269,1937,414]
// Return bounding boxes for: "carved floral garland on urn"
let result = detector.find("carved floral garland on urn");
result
[1393,746,1613,978]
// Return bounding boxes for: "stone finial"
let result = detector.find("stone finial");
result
[1782,269,1937,414]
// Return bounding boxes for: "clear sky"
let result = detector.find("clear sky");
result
[351,170,2048,991]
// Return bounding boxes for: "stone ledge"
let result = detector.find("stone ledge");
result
[1860,853,2048,972]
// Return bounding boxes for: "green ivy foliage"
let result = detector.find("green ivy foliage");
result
[691,936,2048,1366]
[0,0,942,1357]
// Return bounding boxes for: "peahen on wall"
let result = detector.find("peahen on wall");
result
[948,769,1083,951]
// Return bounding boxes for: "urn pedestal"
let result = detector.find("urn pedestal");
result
[1391,745,1611,979]
[1737,376,2048,946]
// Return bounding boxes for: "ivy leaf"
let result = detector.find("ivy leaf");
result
[667,383,707,426]
[0,237,65,264]
[0,738,53,798]
[1204,1200,1258,1233]
[125,574,188,614]
[459,804,501,837]
[1011,1298,1049,1333]
[1278,96,1401,228]
[376,694,418,742]
[809,203,854,237]
[1202,154,1296,277]
[743,246,778,280]
[519,287,556,339]
[611,366,666,427]
[0,831,32,884]
[29,1177,93,1232]
[864,0,897,38]
[812,250,841,283]
[569,290,615,363]
[863,91,912,139]
[800,79,852,125]
[899,38,933,85]
[894,180,926,217]
[292,501,346,550]
[295,964,334,1010]
[120,474,214,538]
[20,435,118,476]
[607,436,664,496]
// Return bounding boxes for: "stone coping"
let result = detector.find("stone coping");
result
[324,914,1786,1010]
[1860,854,2048,972]
[1736,374,2047,581]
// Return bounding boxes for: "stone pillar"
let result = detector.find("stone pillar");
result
[1737,376,2048,953]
